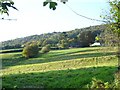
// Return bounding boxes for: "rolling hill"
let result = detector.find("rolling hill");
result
[1,24,106,49]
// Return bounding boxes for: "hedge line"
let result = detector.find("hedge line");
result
[0,47,67,54]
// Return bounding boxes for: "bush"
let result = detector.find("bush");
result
[86,72,120,89]
[41,44,50,53]
[22,42,39,58]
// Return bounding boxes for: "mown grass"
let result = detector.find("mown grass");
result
[1,47,118,88]
[2,67,117,88]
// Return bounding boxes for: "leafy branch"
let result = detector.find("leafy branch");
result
[0,0,18,15]
[43,0,68,10]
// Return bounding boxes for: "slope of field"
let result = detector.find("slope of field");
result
[1,47,118,88]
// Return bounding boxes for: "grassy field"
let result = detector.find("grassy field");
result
[1,47,118,88]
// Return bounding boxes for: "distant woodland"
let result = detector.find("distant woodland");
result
[0,24,115,50]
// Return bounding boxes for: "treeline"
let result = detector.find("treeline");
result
[1,24,106,50]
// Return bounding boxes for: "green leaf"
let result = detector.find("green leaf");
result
[4,3,11,7]
[10,1,14,5]
[43,1,48,6]
[49,2,57,10]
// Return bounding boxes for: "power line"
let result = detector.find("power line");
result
[0,18,17,21]
[66,4,107,23]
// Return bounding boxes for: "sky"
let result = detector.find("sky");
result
[0,0,110,42]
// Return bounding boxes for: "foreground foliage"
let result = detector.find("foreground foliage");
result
[87,71,120,89]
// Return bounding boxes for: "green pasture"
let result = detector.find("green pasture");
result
[1,47,118,88]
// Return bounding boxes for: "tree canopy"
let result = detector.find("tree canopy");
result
[99,0,120,47]
[101,0,120,36]
[1,25,104,50]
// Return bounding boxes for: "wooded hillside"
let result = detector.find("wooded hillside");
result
[1,24,106,49]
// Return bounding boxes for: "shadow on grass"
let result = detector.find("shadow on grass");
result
[63,52,116,60]
[2,49,117,68]
[2,66,117,88]
[2,54,26,68]
[2,49,99,68]
[47,49,100,57]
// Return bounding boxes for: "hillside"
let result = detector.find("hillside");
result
[1,24,106,49]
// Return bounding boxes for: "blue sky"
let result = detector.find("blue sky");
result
[0,0,109,42]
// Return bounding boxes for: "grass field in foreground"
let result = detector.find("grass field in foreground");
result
[1,47,118,88]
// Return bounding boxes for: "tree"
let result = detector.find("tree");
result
[100,0,120,48]
[109,0,120,35]
[58,39,69,49]
[101,0,120,71]
[101,0,120,35]
[78,31,95,47]
[100,28,119,46]
[22,42,39,58]
[41,44,51,53]
[95,35,100,42]
[58,32,69,49]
